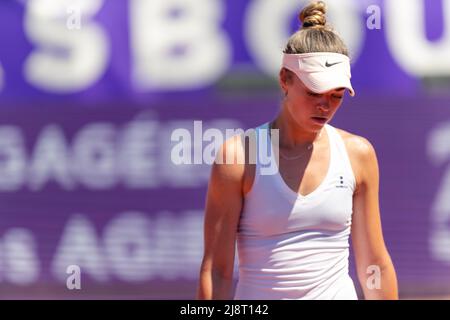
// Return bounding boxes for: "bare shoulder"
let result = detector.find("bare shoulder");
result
[334,128,378,162]
[334,128,379,189]
[211,133,247,188]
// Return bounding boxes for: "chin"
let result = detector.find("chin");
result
[298,122,321,134]
[308,119,325,127]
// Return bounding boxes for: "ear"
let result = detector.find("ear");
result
[279,68,292,95]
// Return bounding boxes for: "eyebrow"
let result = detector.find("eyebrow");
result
[335,88,346,92]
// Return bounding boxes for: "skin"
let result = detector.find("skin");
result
[197,68,398,300]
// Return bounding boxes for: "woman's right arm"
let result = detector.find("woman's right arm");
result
[196,135,246,300]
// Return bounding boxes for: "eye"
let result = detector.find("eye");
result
[332,95,343,100]
[307,91,322,98]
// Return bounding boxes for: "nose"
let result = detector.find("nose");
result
[317,98,330,112]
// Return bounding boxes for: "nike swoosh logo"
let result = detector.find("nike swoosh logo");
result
[325,61,343,67]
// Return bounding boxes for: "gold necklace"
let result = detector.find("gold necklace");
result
[279,144,313,161]
[269,121,320,161]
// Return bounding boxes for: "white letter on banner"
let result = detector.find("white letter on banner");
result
[0,126,27,191]
[103,212,154,281]
[428,123,450,264]
[72,123,117,190]
[245,0,363,76]
[23,0,109,92]
[385,0,450,76]
[52,215,108,282]
[28,125,74,191]
[120,119,159,189]
[129,0,231,90]
[2,229,40,285]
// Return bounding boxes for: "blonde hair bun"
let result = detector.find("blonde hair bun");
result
[299,1,327,28]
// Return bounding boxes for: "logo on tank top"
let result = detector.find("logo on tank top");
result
[336,175,348,189]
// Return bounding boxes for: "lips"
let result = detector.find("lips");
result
[311,116,328,124]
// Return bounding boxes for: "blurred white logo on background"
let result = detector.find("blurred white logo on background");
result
[11,0,450,94]
[130,0,231,90]
[23,0,109,93]
[385,0,450,77]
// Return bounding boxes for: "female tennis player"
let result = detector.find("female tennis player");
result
[197,1,398,300]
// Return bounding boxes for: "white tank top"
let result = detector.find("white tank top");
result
[234,122,358,300]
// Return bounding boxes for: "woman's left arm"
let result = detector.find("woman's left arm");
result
[349,136,398,300]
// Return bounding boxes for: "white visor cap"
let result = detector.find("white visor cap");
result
[282,52,355,96]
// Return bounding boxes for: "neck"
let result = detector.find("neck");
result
[271,107,323,149]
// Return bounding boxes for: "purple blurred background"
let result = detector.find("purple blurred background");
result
[0,0,450,299]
